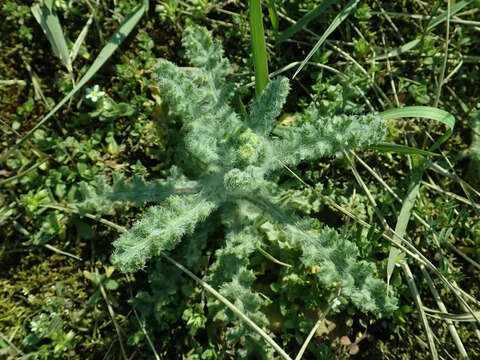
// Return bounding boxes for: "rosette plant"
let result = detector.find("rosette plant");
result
[74,25,396,357]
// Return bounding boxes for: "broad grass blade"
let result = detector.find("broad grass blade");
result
[292,0,359,79]
[249,0,269,96]
[31,1,72,73]
[380,106,455,151]
[0,1,148,165]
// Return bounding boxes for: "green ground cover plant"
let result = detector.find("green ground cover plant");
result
[1,0,480,359]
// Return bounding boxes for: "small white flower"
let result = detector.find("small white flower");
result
[395,255,407,267]
[30,320,39,333]
[85,85,105,102]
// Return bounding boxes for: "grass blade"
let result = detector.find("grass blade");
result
[425,307,480,322]
[256,245,292,268]
[371,39,420,61]
[277,0,336,44]
[70,14,93,65]
[368,143,439,156]
[381,105,455,286]
[249,0,269,96]
[380,106,455,151]
[383,153,438,359]
[421,267,469,358]
[22,58,51,108]
[266,0,279,32]
[31,1,72,73]
[380,105,456,360]
[0,1,148,166]
[381,105,454,289]
[292,0,359,79]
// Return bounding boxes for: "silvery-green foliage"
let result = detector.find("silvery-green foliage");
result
[207,208,274,358]
[74,25,396,356]
[72,166,199,214]
[274,107,385,168]
[111,194,217,272]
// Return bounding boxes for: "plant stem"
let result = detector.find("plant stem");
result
[249,0,269,96]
